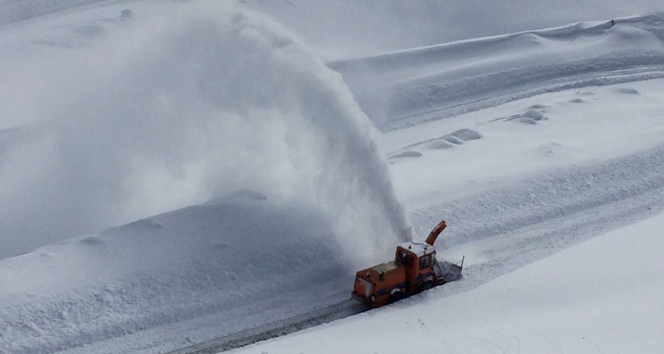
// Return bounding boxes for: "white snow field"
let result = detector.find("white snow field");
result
[1,1,664,354]
[241,0,664,59]
[2,0,664,58]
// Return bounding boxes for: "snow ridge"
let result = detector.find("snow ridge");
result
[332,13,664,129]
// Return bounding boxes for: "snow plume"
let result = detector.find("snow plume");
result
[0,1,410,261]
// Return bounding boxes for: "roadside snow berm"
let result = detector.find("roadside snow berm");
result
[352,220,463,308]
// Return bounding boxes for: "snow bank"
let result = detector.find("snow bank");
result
[0,0,409,260]
[0,198,351,354]
[332,13,664,129]
[234,210,664,354]
[4,0,664,58]
[243,0,664,58]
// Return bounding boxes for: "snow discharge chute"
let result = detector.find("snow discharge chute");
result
[0,1,410,262]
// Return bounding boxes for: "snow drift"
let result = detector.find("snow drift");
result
[332,13,664,129]
[244,0,664,58]
[0,198,351,354]
[3,0,664,58]
[0,1,409,260]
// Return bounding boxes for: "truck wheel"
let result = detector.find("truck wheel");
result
[419,281,435,293]
[389,291,404,303]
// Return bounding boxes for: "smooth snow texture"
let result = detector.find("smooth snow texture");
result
[332,13,664,129]
[234,211,664,354]
[0,1,409,260]
[243,0,664,58]
[3,0,664,58]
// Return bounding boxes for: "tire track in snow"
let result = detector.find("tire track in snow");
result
[165,300,366,354]
[412,142,664,295]
[413,142,664,248]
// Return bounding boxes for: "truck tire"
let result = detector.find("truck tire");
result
[419,281,435,293]
[389,291,404,303]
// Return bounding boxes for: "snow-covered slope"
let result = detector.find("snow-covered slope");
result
[2,0,663,58]
[0,196,354,354]
[2,1,664,354]
[243,0,664,58]
[234,209,664,354]
[383,79,664,210]
[4,56,664,354]
[332,13,664,129]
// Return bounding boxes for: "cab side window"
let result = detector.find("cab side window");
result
[419,255,432,270]
[399,251,413,266]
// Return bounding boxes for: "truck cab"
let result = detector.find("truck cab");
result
[395,241,438,293]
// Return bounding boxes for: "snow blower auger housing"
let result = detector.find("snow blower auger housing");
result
[352,220,463,308]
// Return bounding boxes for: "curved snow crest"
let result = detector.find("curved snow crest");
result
[0,1,410,260]
[331,12,664,129]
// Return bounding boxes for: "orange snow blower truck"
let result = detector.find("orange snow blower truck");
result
[352,220,463,308]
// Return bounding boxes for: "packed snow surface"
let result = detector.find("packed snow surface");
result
[1,1,664,354]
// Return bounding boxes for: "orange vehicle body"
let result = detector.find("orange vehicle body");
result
[352,220,463,308]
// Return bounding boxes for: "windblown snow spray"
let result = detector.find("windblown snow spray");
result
[0,1,410,261]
